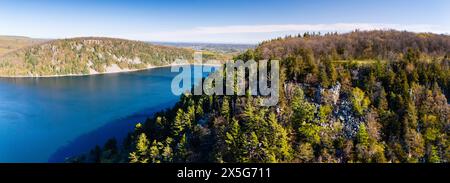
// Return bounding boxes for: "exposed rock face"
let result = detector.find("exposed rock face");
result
[316,82,341,105]
[299,81,363,138]
[321,82,361,138]
[334,99,363,138]
[329,82,341,105]
[129,57,142,65]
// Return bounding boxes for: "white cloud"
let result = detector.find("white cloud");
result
[184,23,441,34]
[2,22,446,44]
[146,23,449,43]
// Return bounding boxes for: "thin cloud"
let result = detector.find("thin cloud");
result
[192,23,443,34]
[153,23,443,35]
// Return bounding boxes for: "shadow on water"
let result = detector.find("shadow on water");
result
[47,100,178,163]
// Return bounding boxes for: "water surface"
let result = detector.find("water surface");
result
[0,66,215,162]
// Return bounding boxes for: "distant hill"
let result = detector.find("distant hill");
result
[0,35,47,56]
[249,30,450,61]
[151,42,255,61]
[151,41,255,53]
[0,37,196,77]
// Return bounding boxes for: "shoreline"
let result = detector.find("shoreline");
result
[0,63,223,78]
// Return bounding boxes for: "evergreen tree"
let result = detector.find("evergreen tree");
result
[377,87,389,111]
[247,132,261,162]
[175,134,189,162]
[242,97,255,123]
[319,66,330,88]
[357,123,369,147]
[428,145,441,163]
[296,142,315,162]
[195,98,204,117]
[129,133,149,163]
[292,87,316,126]
[162,137,173,162]
[149,140,161,163]
[298,123,321,145]
[102,138,118,162]
[186,105,195,124]
[172,109,185,137]
[225,118,241,162]
[404,128,425,162]
[351,87,371,116]
[268,112,292,161]
[221,97,230,121]
[355,123,370,162]
[89,145,102,163]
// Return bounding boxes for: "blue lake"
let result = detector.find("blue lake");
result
[0,65,216,162]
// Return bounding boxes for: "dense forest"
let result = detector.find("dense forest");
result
[72,30,449,163]
[0,38,195,77]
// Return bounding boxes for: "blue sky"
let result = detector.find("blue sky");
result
[0,0,449,43]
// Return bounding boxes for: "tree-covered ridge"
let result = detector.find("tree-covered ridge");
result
[0,37,195,77]
[251,30,450,61]
[73,30,449,163]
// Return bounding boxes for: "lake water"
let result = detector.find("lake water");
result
[0,65,216,162]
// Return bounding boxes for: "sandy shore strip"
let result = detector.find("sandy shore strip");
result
[0,63,223,78]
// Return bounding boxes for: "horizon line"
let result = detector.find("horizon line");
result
[1,28,449,45]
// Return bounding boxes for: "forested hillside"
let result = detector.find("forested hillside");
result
[0,38,194,77]
[0,36,46,56]
[253,30,450,61]
[73,30,449,163]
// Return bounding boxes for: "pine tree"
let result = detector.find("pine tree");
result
[319,66,330,88]
[129,133,149,163]
[296,142,315,162]
[172,109,185,137]
[195,98,204,117]
[404,100,418,129]
[186,105,195,122]
[377,87,388,111]
[298,123,321,145]
[357,123,369,147]
[89,145,102,163]
[325,57,337,83]
[149,140,161,163]
[162,137,173,162]
[404,128,425,162]
[355,123,370,162]
[184,106,194,132]
[351,87,370,116]
[247,132,261,162]
[225,118,241,162]
[292,87,316,126]
[175,134,189,162]
[242,97,255,122]
[428,145,440,163]
[268,112,292,161]
[102,138,118,162]
[221,97,230,120]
